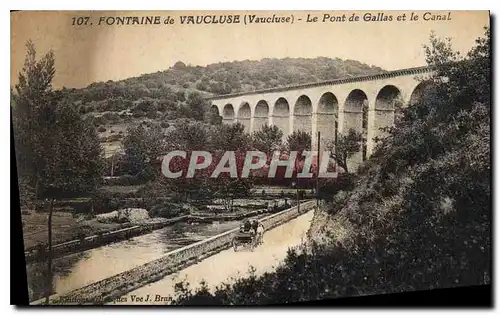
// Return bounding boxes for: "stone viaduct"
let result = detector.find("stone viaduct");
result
[208,66,434,171]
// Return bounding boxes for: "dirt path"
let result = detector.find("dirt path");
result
[109,209,315,305]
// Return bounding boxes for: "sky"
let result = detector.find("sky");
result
[10,10,489,89]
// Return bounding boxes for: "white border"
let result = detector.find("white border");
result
[3,1,498,314]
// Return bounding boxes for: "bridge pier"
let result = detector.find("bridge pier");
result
[313,112,337,152]
[366,107,376,157]
[253,116,268,132]
[343,108,364,172]
[238,117,251,132]
[249,115,255,133]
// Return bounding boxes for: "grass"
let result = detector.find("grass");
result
[22,192,299,253]
[21,211,127,250]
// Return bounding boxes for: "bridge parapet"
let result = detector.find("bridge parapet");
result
[31,200,317,305]
[207,66,434,101]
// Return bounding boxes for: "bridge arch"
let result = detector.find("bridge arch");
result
[293,95,312,135]
[210,105,220,116]
[374,85,403,138]
[253,100,270,131]
[375,85,403,110]
[344,89,367,167]
[209,105,222,125]
[237,102,251,132]
[272,97,290,138]
[222,104,235,124]
[317,92,338,149]
[344,89,367,133]
[409,81,433,106]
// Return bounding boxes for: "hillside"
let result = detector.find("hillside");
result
[64,57,385,110]
[164,29,491,305]
[57,57,385,157]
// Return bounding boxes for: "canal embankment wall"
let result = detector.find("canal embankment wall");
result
[31,200,316,305]
[25,204,293,263]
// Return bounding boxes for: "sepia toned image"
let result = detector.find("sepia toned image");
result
[10,10,491,306]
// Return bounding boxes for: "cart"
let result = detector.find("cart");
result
[232,230,258,252]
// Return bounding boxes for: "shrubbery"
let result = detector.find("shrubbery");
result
[160,121,170,128]
[318,173,356,202]
[165,28,491,306]
[149,202,189,219]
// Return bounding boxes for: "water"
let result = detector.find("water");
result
[26,218,255,302]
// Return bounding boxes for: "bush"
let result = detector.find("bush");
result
[91,190,115,214]
[196,81,208,91]
[102,112,120,123]
[160,121,170,128]
[76,230,88,240]
[93,116,106,126]
[149,202,187,219]
[318,173,356,201]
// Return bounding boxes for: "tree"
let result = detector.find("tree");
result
[166,121,211,151]
[161,147,253,206]
[173,61,187,70]
[12,40,104,201]
[286,130,311,154]
[161,121,213,200]
[176,90,186,102]
[209,81,232,95]
[161,122,253,203]
[211,122,251,151]
[123,124,165,179]
[213,178,252,212]
[186,91,209,121]
[12,41,105,304]
[329,128,362,173]
[251,124,283,156]
[206,151,253,212]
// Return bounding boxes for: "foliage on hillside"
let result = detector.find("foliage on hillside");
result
[167,28,491,305]
[60,57,385,120]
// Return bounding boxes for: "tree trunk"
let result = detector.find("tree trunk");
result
[45,198,54,305]
[110,157,114,177]
[34,177,40,201]
[296,188,300,213]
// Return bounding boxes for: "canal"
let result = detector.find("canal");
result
[26,214,268,302]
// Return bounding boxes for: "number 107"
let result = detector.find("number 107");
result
[72,17,91,26]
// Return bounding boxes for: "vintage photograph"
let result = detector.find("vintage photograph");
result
[10,10,491,305]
